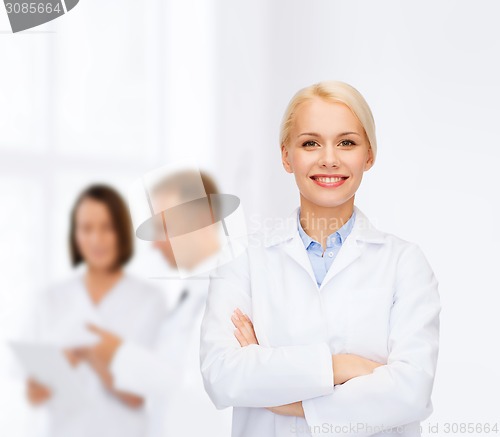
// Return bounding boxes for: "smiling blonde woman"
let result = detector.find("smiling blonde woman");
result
[200,81,441,437]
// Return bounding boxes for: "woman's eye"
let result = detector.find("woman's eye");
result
[302,140,318,148]
[339,139,355,147]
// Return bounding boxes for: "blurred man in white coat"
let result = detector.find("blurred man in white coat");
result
[76,169,233,437]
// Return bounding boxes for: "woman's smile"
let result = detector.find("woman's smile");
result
[310,174,349,188]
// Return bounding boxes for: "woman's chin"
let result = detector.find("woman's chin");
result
[87,259,117,272]
[302,193,351,209]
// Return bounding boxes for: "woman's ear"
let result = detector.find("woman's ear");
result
[364,146,375,171]
[281,144,293,173]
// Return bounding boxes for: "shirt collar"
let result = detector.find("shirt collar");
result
[297,207,356,249]
[262,204,386,247]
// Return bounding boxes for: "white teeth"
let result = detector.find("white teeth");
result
[314,177,345,183]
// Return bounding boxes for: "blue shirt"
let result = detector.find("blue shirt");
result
[297,208,356,287]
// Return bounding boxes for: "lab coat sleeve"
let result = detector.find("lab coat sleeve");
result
[301,243,441,437]
[200,249,334,410]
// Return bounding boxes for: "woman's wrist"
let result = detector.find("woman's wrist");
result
[332,353,383,385]
[332,354,350,385]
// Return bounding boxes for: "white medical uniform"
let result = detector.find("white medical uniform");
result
[200,205,441,437]
[23,271,167,437]
[111,270,233,437]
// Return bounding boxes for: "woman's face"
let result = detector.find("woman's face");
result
[74,198,119,271]
[281,97,374,209]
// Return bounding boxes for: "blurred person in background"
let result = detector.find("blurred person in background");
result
[23,184,167,437]
[77,170,233,437]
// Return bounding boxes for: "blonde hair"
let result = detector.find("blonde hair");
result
[279,80,377,164]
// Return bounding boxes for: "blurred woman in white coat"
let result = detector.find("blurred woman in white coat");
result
[200,81,441,437]
[24,184,167,437]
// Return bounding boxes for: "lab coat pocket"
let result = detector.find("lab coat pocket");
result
[346,287,393,362]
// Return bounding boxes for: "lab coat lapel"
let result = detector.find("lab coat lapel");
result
[318,233,361,291]
[283,232,318,287]
[319,205,386,291]
[263,205,386,292]
[263,206,318,287]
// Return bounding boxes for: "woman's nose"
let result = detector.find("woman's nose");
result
[318,145,340,167]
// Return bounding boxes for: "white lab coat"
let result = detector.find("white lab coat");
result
[200,204,441,437]
[22,271,167,437]
[111,274,233,437]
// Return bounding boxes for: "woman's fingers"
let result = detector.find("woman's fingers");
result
[230,312,245,330]
[235,307,245,319]
[231,313,249,345]
[242,313,253,325]
[234,328,248,347]
[27,378,51,405]
[234,308,255,338]
[231,309,249,334]
[63,348,85,367]
[231,308,258,346]
[231,313,253,343]
[235,309,258,344]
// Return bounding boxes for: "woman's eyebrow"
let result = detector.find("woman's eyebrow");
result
[297,132,320,138]
[337,131,361,137]
[297,131,361,138]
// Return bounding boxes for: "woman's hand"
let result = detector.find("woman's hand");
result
[266,355,383,417]
[85,323,122,367]
[70,324,122,390]
[332,353,384,385]
[267,401,305,417]
[230,308,305,418]
[63,348,84,367]
[72,344,144,409]
[231,308,259,346]
[26,378,51,405]
[262,355,382,417]
[74,346,115,389]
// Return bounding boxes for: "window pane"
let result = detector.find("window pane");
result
[0,36,50,152]
[52,0,161,160]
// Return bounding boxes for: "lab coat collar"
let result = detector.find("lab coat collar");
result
[262,205,386,290]
[262,204,386,248]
